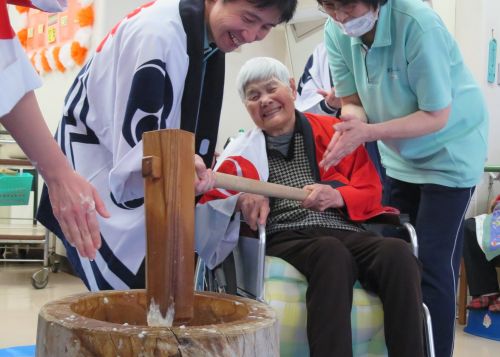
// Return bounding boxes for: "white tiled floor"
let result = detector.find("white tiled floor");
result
[0,263,87,349]
[1,263,499,355]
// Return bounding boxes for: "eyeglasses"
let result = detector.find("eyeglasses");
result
[318,1,358,16]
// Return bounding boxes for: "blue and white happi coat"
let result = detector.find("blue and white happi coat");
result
[295,42,339,116]
[37,0,225,291]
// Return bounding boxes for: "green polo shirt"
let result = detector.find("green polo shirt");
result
[324,0,488,187]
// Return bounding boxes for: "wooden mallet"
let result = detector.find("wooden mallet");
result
[142,129,310,324]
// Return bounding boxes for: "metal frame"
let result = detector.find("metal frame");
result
[0,219,57,289]
[232,224,266,302]
[0,159,58,289]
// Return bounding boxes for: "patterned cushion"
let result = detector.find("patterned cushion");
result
[264,256,388,357]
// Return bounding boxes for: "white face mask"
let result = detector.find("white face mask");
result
[335,8,379,37]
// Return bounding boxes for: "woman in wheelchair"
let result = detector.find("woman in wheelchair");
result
[196,57,424,356]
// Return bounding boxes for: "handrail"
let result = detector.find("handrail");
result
[0,139,16,144]
[485,164,500,173]
[0,159,32,167]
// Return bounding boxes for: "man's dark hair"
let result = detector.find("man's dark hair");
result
[316,0,388,8]
[225,0,298,23]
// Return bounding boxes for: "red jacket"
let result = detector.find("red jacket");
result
[201,111,398,222]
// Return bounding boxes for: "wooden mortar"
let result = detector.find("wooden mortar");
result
[36,290,278,356]
[36,130,279,356]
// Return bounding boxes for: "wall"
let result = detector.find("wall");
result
[35,0,148,133]
[431,0,456,35]
[454,0,500,214]
[457,0,500,165]
[285,23,324,82]
[283,0,325,81]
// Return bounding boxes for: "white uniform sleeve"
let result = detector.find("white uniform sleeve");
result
[0,38,41,117]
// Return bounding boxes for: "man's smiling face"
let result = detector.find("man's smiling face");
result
[205,0,281,52]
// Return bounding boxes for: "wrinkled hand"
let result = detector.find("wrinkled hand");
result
[195,154,215,195]
[302,184,344,212]
[317,87,341,110]
[236,193,270,231]
[47,170,109,260]
[320,114,370,169]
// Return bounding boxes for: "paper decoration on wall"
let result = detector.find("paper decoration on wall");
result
[487,29,497,84]
[15,0,94,75]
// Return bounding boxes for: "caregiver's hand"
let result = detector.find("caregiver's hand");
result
[319,113,372,169]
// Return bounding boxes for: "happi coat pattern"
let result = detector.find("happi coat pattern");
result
[37,0,225,291]
[0,0,66,116]
[196,111,397,269]
[295,42,338,116]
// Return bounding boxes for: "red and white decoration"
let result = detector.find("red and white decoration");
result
[15,0,94,74]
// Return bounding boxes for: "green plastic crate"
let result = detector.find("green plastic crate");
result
[0,173,34,206]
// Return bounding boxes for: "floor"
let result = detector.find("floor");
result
[1,264,499,356]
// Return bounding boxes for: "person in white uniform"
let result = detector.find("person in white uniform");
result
[295,42,340,117]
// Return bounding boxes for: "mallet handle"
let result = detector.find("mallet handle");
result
[214,172,309,201]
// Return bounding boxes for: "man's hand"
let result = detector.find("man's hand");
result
[317,87,341,110]
[236,193,270,231]
[320,114,371,169]
[316,87,342,109]
[47,170,109,260]
[302,184,344,212]
[195,154,215,195]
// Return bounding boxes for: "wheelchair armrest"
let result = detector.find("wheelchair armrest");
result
[240,221,259,238]
[233,221,266,301]
[364,213,418,258]
[364,212,410,226]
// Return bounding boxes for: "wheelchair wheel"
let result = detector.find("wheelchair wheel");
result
[218,252,237,295]
[199,253,237,295]
[31,268,49,289]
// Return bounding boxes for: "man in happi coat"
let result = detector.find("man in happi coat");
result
[37,0,298,291]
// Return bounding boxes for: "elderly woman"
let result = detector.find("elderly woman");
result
[196,57,424,357]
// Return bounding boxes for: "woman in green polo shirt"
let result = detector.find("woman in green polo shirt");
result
[317,0,488,356]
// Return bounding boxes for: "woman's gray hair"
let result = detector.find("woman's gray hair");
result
[236,57,291,100]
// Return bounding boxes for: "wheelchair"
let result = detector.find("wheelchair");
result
[195,217,435,357]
